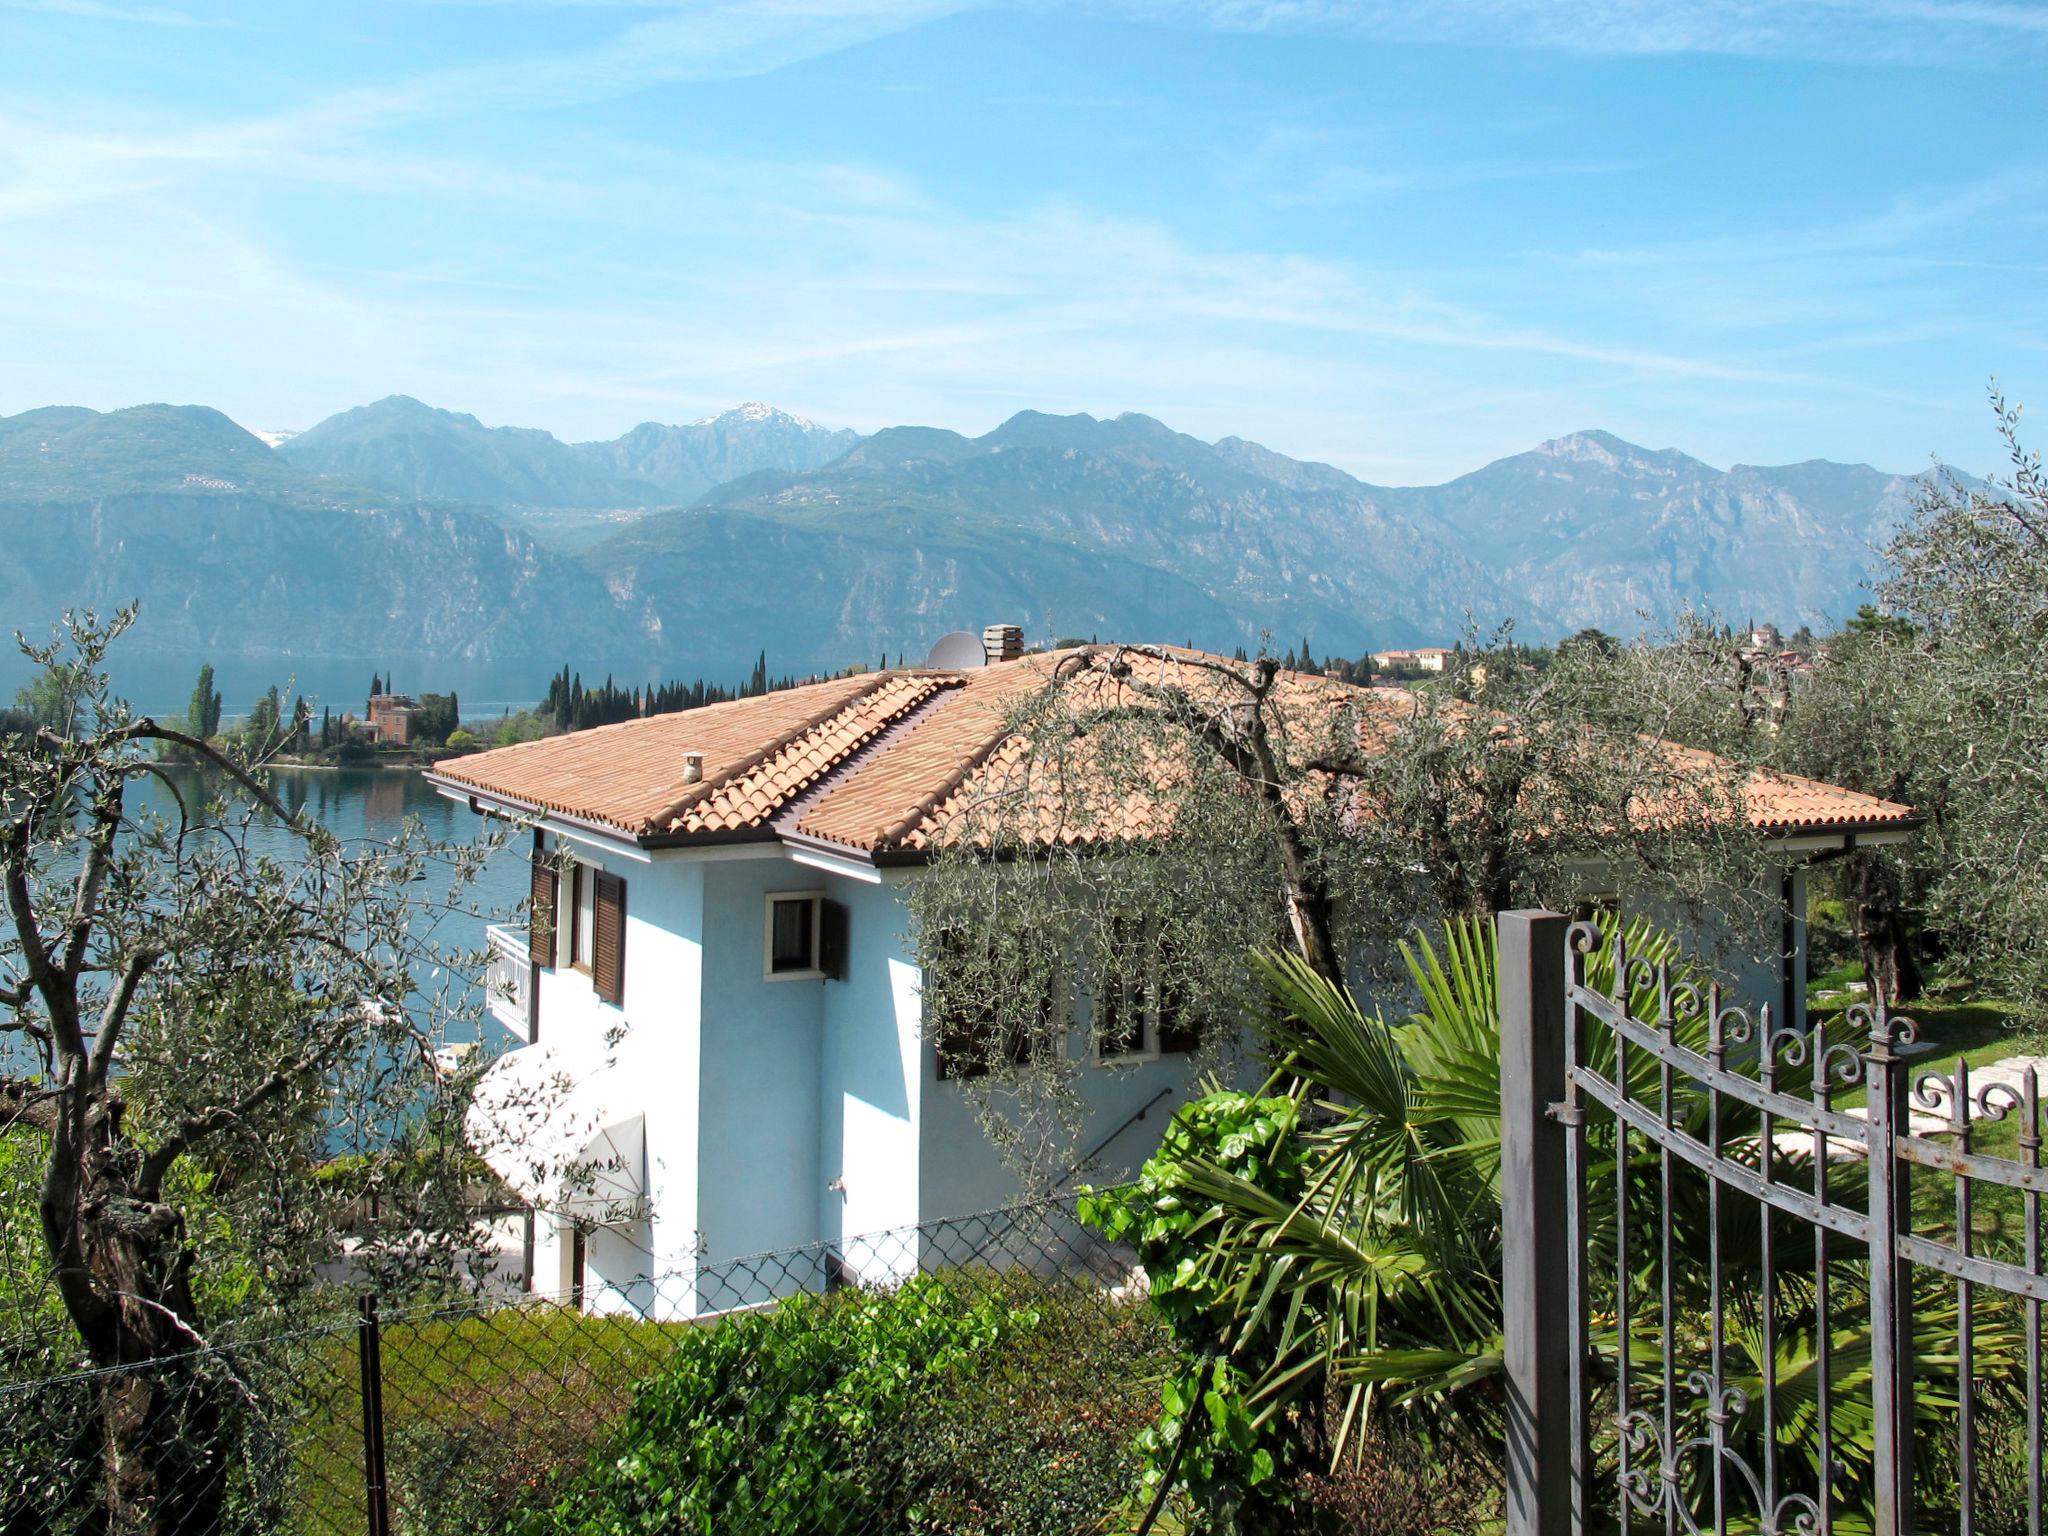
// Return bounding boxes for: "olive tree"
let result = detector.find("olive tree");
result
[1760,610,1934,1004]
[907,640,1771,1187]
[0,609,513,1534]
[1879,388,2048,1011]
[1596,606,1937,1006]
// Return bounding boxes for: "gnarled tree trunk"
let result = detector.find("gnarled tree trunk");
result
[1848,852,1924,1007]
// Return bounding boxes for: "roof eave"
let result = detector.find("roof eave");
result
[1759,812,1925,843]
[424,772,655,848]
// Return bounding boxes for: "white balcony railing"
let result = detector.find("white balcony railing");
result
[486,923,532,1040]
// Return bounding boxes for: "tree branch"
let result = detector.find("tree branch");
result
[61,774,124,984]
[86,720,312,836]
[86,948,157,1088]
[2,835,84,1064]
[137,1031,353,1198]
[0,1077,59,1135]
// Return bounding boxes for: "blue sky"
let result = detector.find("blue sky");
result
[1,1,2043,483]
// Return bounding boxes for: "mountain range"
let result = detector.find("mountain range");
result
[0,395,1940,692]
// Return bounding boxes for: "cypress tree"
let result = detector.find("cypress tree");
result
[187,664,222,740]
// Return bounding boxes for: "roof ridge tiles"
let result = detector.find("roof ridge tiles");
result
[774,681,965,844]
[652,673,937,837]
[872,726,1016,853]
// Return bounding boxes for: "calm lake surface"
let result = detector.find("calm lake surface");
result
[132,765,529,1049]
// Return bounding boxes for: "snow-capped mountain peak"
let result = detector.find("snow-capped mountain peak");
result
[693,402,821,431]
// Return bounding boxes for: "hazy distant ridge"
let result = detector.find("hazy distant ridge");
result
[278,395,858,509]
[0,397,1936,680]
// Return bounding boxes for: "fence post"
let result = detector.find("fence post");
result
[357,1294,391,1536]
[1499,910,1573,1536]
[1864,1022,1916,1533]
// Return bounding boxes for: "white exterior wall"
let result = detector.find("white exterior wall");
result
[817,876,923,1280]
[694,857,830,1306]
[915,992,1207,1229]
[527,831,706,1316]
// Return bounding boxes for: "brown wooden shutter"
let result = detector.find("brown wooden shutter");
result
[593,871,626,1006]
[819,899,849,982]
[530,860,559,969]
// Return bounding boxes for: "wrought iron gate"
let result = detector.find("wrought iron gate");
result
[1498,911,2045,1536]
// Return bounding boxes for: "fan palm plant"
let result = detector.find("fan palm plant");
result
[1094,913,2020,1533]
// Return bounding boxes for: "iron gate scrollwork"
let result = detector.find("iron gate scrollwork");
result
[1498,910,2045,1536]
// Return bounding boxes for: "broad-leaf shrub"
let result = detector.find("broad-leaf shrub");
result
[513,1272,1158,1536]
[1081,1092,1309,1533]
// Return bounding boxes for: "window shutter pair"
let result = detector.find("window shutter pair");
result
[592,871,626,1006]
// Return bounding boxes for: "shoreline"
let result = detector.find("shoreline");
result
[156,753,464,775]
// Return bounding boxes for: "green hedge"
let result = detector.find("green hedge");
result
[512,1272,1170,1536]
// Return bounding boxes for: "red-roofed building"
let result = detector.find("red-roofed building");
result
[432,637,1917,1318]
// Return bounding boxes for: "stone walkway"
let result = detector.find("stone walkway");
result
[1883,1053,2047,1133]
[1764,1053,2046,1160]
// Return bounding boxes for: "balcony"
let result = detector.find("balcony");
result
[486,923,533,1040]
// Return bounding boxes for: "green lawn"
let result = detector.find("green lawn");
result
[292,1300,687,1535]
[1805,980,2042,1249]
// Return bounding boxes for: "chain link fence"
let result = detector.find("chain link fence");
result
[2,1191,1173,1536]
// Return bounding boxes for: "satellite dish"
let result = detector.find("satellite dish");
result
[924,631,987,669]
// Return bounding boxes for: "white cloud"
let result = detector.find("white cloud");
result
[0,0,2037,481]
[0,0,203,24]
[1141,0,2048,64]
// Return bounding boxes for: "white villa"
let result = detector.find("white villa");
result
[430,631,1917,1318]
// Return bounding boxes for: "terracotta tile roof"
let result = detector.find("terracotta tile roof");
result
[430,645,1918,853]
[671,674,950,837]
[1725,763,1915,833]
[793,660,1060,851]
[430,672,940,836]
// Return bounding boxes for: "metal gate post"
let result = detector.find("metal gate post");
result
[1500,911,1574,1536]
[358,1294,392,1536]
[1865,1021,1916,1533]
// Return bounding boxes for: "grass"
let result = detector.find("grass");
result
[1804,975,2043,1251]
[292,1300,687,1535]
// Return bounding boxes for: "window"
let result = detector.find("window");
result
[529,846,623,1003]
[1092,919,1200,1064]
[765,892,824,979]
[572,864,597,971]
[926,927,1065,1080]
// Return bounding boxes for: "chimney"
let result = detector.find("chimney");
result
[681,751,704,785]
[982,624,1023,666]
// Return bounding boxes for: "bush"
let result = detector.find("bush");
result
[388,1382,630,1536]
[514,1272,1159,1536]
[896,1282,1172,1536]
[1294,1422,1501,1535]
[1081,1092,1310,1532]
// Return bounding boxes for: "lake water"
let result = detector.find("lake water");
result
[132,764,530,1048]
